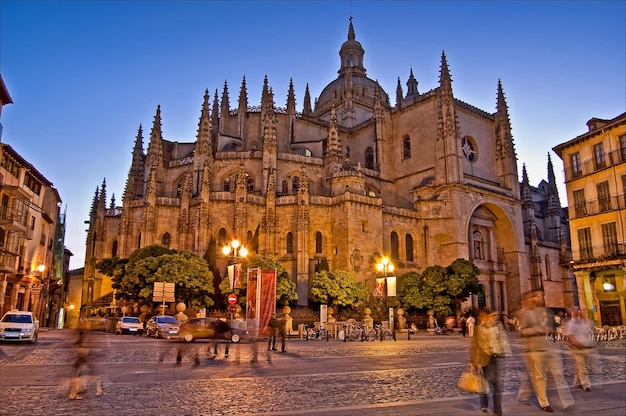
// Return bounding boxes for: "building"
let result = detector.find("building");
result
[0,74,68,325]
[84,20,571,317]
[553,112,626,325]
[0,143,63,320]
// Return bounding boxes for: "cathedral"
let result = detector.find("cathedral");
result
[83,19,573,315]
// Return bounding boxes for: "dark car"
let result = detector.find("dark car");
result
[145,315,180,339]
[178,317,245,343]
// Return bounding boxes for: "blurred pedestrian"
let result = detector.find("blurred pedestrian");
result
[268,313,279,351]
[69,328,103,399]
[563,306,596,392]
[470,308,511,416]
[467,314,476,337]
[517,290,574,413]
[278,313,287,352]
[461,316,467,337]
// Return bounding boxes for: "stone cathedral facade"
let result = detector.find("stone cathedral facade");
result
[83,20,573,314]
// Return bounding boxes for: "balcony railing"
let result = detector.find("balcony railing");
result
[569,193,625,219]
[571,242,626,263]
[563,147,626,182]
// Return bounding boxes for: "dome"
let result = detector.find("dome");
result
[315,73,390,115]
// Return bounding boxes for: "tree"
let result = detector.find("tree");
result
[100,245,214,309]
[308,270,367,308]
[398,258,480,317]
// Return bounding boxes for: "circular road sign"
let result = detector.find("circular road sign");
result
[228,293,238,305]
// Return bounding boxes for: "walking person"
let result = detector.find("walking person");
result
[69,329,103,399]
[467,314,476,337]
[461,316,467,337]
[268,313,279,351]
[517,290,574,412]
[278,313,288,352]
[470,308,511,416]
[562,306,596,391]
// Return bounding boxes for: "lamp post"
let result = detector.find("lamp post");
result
[35,264,47,325]
[222,239,248,319]
[376,256,396,341]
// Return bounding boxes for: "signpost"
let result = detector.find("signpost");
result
[153,282,175,315]
[228,293,237,305]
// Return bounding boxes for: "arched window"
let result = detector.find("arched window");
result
[247,230,253,244]
[223,177,231,192]
[292,176,300,194]
[162,232,171,248]
[176,182,182,197]
[111,240,118,257]
[218,228,227,247]
[544,254,552,280]
[286,232,294,254]
[391,231,399,260]
[137,232,141,250]
[247,177,254,192]
[473,230,484,260]
[365,147,374,170]
[315,231,322,254]
[405,234,414,262]
[282,180,288,194]
[403,136,411,160]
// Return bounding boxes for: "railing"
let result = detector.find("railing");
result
[569,193,625,219]
[563,146,626,182]
[571,242,626,263]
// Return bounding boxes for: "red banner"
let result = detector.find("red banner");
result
[246,268,276,336]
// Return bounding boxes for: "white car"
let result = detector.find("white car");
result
[115,316,144,335]
[0,310,39,343]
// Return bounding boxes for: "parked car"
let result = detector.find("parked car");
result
[178,317,246,343]
[115,316,144,335]
[145,315,180,339]
[0,310,39,343]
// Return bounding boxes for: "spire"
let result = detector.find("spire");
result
[326,104,342,163]
[286,78,296,115]
[261,75,270,111]
[196,89,213,155]
[494,79,519,193]
[406,67,419,98]
[220,80,230,117]
[238,75,248,114]
[146,105,164,169]
[303,84,312,115]
[521,164,533,207]
[211,89,220,139]
[396,77,403,109]
[439,51,453,99]
[546,153,562,215]
[109,194,116,211]
[125,124,146,199]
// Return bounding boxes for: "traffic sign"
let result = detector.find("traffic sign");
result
[227,305,237,314]
[227,293,237,305]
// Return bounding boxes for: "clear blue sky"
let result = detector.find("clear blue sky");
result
[1,1,624,270]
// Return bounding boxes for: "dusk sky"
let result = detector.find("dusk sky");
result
[1,1,624,270]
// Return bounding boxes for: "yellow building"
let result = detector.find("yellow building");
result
[84,20,573,317]
[553,112,626,325]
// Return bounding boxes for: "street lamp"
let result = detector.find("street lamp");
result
[376,256,396,341]
[222,239,248,319]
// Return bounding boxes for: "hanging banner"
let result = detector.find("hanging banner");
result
[227,263,243,290]
[258,269,277,337]
[246,268,277,337]
[374,278,385,297]
[386,276,397,297]
[246,268,259,321]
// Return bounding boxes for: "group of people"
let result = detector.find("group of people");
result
[468,290,596,415]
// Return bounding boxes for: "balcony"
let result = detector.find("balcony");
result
[564,146,626,182]
[569,193,625,219]
[572,242,626,264]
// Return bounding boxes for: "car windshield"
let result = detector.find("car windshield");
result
[122,317,140,323]
[157,316,178,324]
[2,314,33,323]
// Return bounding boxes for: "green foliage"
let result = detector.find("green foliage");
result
[308,270,367,307]
[398,258,480,317]
[97,244,214,308]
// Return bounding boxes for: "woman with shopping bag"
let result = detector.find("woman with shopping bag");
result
[467,308,511,415]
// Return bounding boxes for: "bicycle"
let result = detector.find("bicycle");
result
[375,324,393,341]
